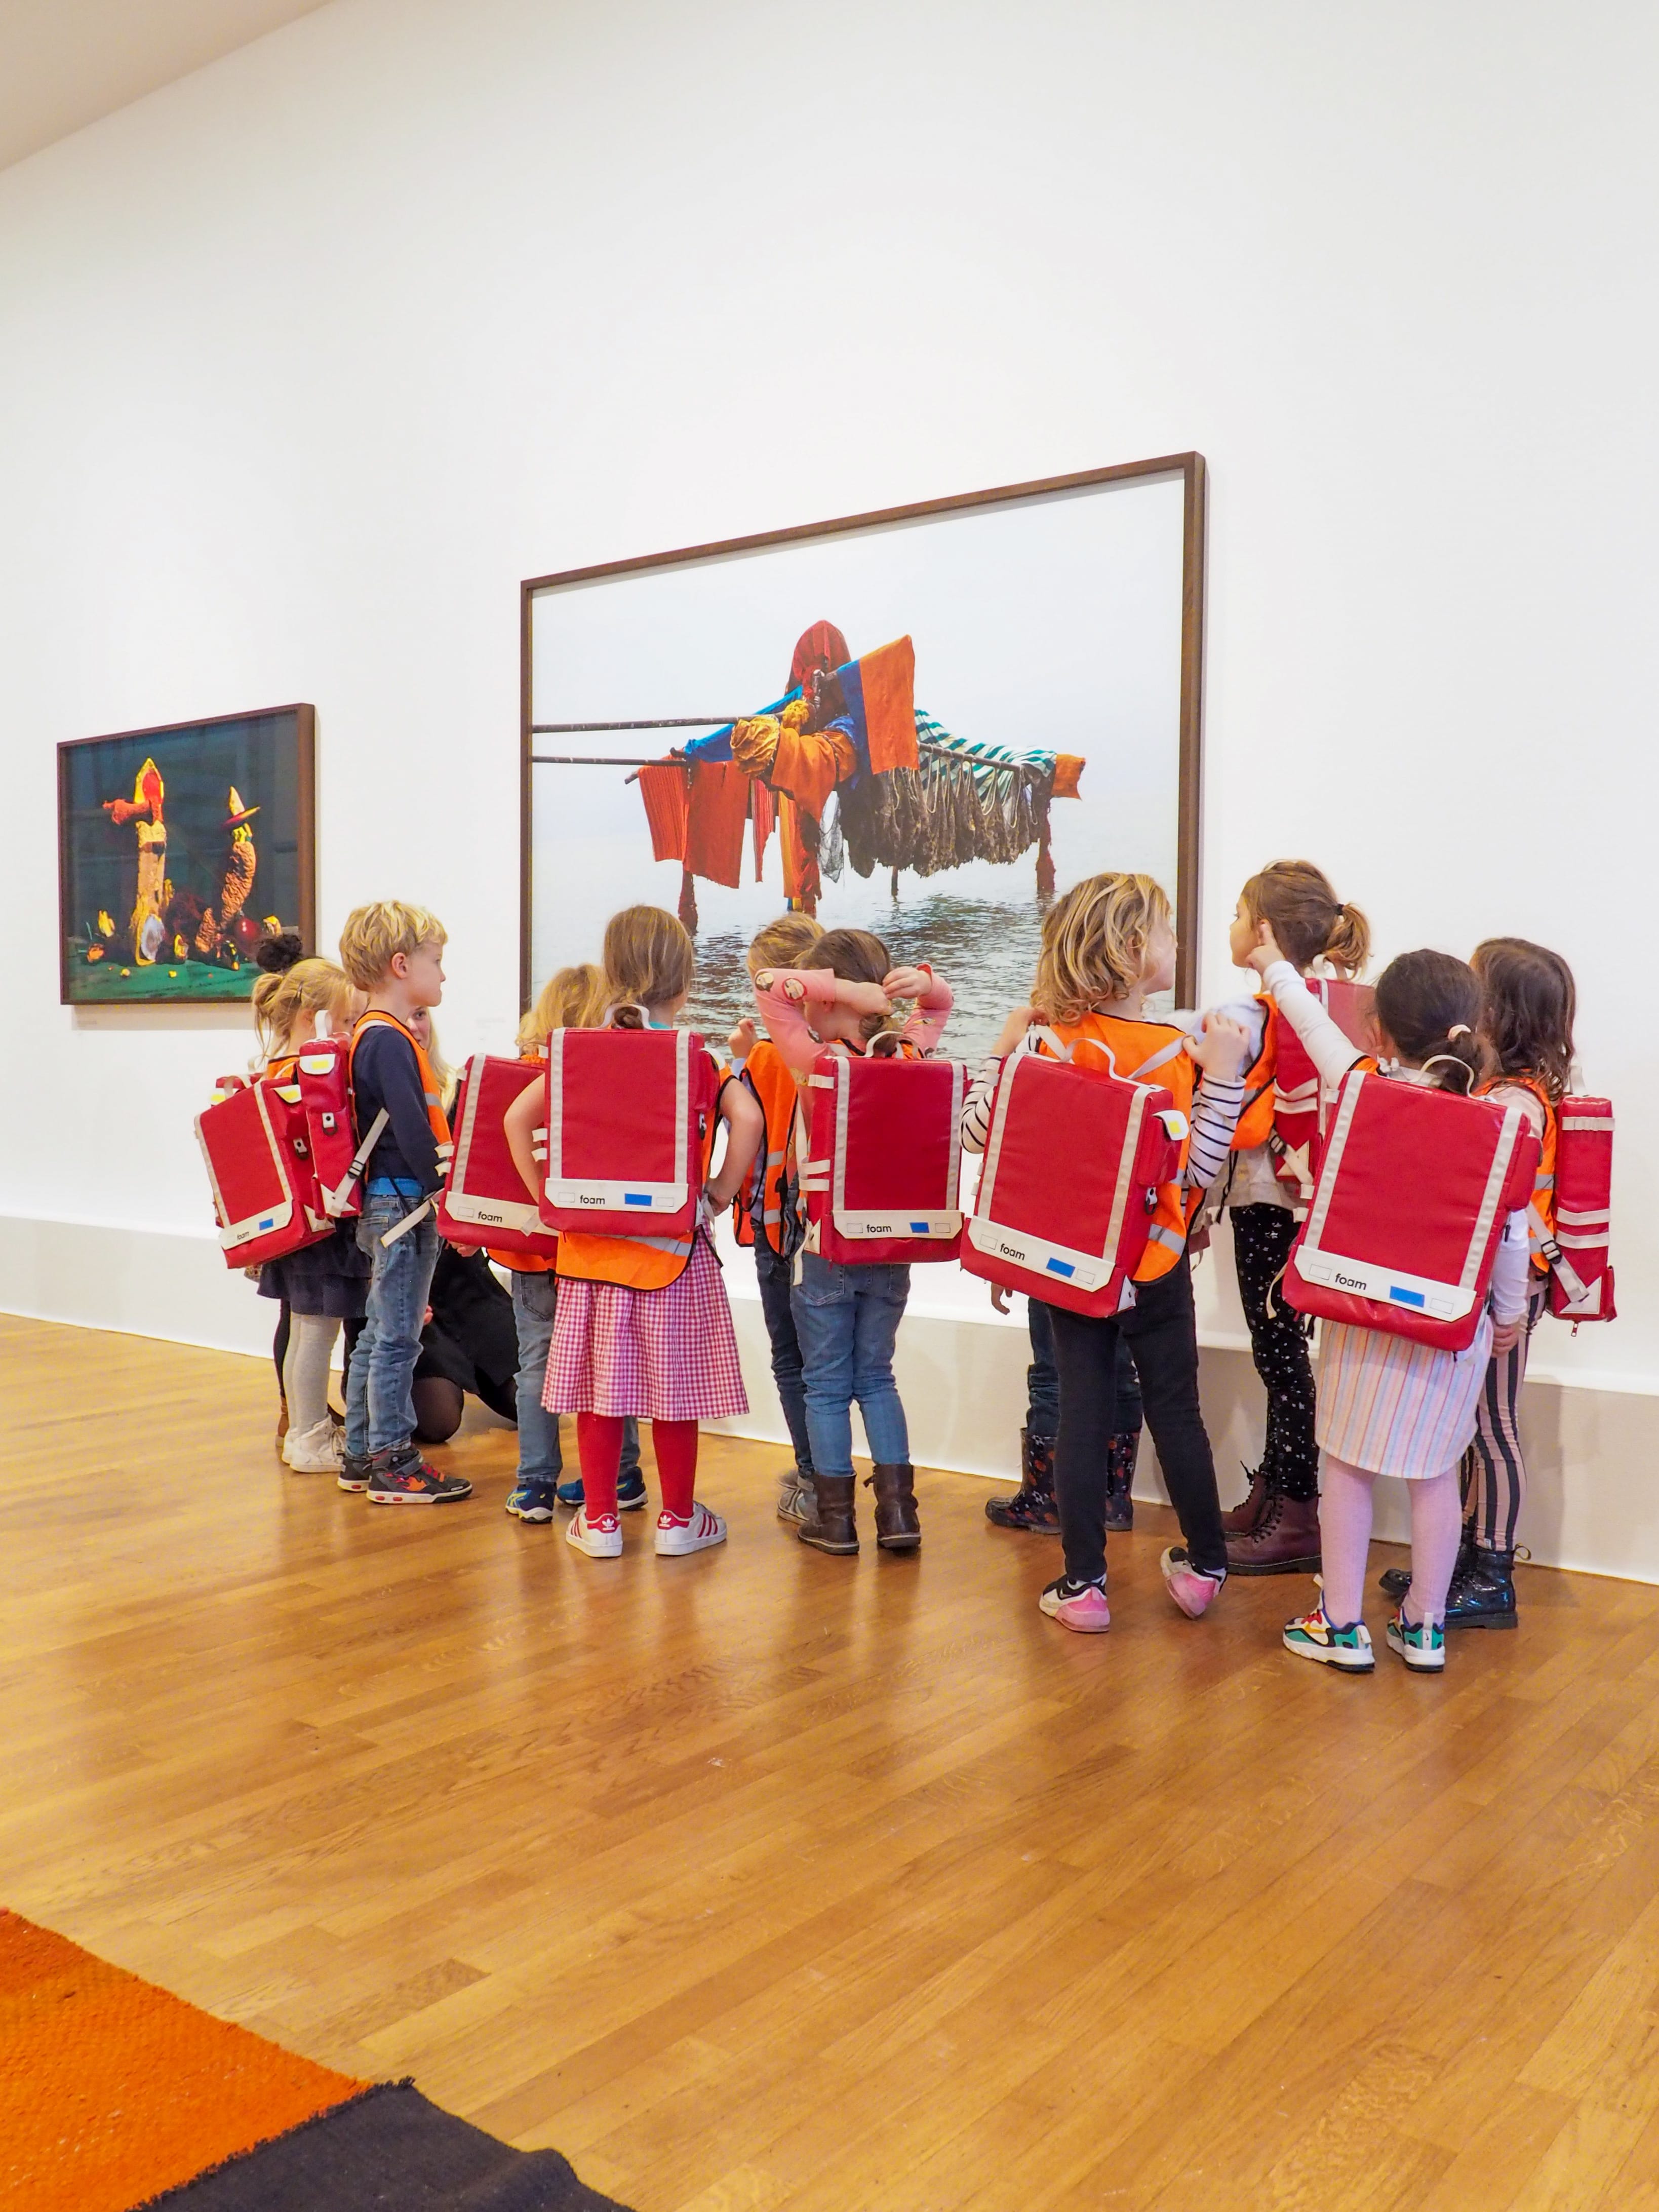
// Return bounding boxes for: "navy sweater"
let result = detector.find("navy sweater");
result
[352,1022,442,1193]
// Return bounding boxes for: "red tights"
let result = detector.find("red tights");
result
[576,1413,698,1522]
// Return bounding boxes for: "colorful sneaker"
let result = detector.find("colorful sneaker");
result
[283,1416,343,1474]
[556,1468,648,1512]
[777,1470,816,1524]
[505,1482,559,1523]
[655,1502,728,1557]
[1283,1602,1375,1671]
[365,1445,472,1505]
[1038,1576,1111,1633]
[337,1451,372,1494]
[566,1505,622,1558]
[1161,1546,1227,1619]
[1386,1607,1446,1672]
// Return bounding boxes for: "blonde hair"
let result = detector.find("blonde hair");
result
[252,957,354,1060]
[518,962,610,1050]
[746,912,824,977]
[1032,873,1171,1023]
[1240,860,1369,976]
[602,906,694,1013]
[338,901,448,990]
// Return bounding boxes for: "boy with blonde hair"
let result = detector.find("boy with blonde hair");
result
[338,901,471,1505]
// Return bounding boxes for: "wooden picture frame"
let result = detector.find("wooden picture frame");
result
[58,704,317,1005]
[520,454,1207,1009]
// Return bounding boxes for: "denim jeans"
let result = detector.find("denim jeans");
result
[1027,1298,1142,1446]
[790,1252,911,1479]
[510,1271,564,1486]
[755,1239,814,1472]
[345,1186,440,1458]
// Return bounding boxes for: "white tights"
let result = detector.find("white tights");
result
[282,1313,340,1436]
[1319,1454,1464,1628]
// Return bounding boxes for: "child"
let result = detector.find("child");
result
[982,1288,1144,1535]
[1219,862,1370,1575]
[1379,937,1572,1629]
[503,907,762,1559]
[251,942,368,1474]
[1246,934,1533,1673]
[337,901,472,1505]
[501,964,645,1523]
[753,929,953,1555]
[728,913,824,1524]
[963,875,1250,1631]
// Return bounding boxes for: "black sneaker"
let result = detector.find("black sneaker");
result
[366,1444,472,1505]
[337,1451,372,1494]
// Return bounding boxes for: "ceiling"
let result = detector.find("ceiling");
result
[0,0,334,174]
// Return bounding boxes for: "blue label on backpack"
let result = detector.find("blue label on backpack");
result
[1046,1257,1076,1277]
[909,1221,930,1233]
[258,1217,274,1232]
[1388,1284,1426,1307]
[623,1192,651,1207]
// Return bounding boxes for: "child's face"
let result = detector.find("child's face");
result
[396,938,445,1008]
[1228,899,1258,970]
[409,1007,432,1048]
[1139,917,1177,997]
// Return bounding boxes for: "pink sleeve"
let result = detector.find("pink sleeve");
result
[753,967,838,1078]
[901,968,952,1056]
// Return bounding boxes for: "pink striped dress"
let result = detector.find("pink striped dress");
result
[1316,1310,1496,1479]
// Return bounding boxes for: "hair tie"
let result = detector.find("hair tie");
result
[1447,1024,1472,1040]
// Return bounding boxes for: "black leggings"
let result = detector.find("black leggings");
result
[1231,1204,1319,1502]
[1048,1257,1226,1585]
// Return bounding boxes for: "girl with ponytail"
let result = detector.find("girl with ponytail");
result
[1218,863,1371,1576]
[1238,934,1532,1676]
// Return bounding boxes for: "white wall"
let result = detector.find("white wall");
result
[2,0,1655,1562]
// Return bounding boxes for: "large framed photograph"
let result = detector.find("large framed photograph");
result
[58,705,315,1005]
[522,458,1205,1061]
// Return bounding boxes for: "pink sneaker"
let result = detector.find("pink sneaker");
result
[1161,1546,1226,1618]
[1039,1576,1111,1633]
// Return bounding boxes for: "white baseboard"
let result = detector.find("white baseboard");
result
[3,1211,1651,1581]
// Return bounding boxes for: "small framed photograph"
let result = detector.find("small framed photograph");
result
[58,704,315,1005]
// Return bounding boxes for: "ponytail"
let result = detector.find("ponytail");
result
[1321,902,1371,978]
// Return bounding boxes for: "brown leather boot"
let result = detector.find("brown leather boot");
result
[798,1472,858,1555]
[1226,1489,1321,1575]
[1220,1462,1272,1535]
[275,1393,289,1452]
[1103,1430,1137,1532]
[868,1462,921,1551]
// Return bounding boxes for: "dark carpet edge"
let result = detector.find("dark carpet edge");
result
[132,2079,398,2210]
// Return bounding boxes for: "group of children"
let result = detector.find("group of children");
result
[248,867,1584,1678]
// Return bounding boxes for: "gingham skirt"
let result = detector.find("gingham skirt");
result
[1316,1309,1495,1480]
[543,1233,749,1422]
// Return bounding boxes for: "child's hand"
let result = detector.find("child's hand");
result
[1491,1315,1524,1353]
[728,1015,757,1058]
[992,1004,1039,1056]
[1187,1010,1251,1080]
[989,1282,1012,1315]
[882,964,932,1003]
[1242,921,1287,976]
[841,980,893,1017]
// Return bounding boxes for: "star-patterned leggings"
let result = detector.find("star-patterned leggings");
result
[1231,1202,1319,1502]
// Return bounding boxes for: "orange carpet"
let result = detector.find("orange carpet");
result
[0,1909,367,2211]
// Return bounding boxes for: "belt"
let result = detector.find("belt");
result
[366,1176,427,1198]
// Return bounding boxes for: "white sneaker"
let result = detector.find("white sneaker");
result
[283,1417,343,1474]
[655,1502,727,1557]
[566,1505,622,1559]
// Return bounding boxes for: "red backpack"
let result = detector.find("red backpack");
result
[196,1073,332,1268]
[286,1039,374,1222]
[436,1054,560,1259]
[1269,979,1378,1201]
[800,1052,965,1265]
[535,1026,720,1237]
[962,1038,1189,1316]
[1283,1069,1540,1351]
[1543,1097,1616,1322]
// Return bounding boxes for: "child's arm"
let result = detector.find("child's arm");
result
[753,967,886,1077]
[503,1081,542,1201]
[960,1004,1039,1154]
[705,1074,764,1209]
[884,964,953,1056]
[1489,1209,1531,1342]
[1250,946,1365,1088]
[1182,1012,1251,1189]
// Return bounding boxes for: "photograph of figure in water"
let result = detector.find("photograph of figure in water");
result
[58,706,315,1004]
[524,464,1202,1063]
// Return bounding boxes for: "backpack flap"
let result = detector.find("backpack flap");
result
[437,1053,560,1255]
[805,1054,966,1264]
[539,1027,707,1236]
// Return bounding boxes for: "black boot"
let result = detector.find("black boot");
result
[869,1462,921,1551]
[1379,1532,1475,1601]
[985,1428,1059,1534]
[799,1472,858,1555]
[1103,1430,1137,1532]
[1442,1547,1518,1630]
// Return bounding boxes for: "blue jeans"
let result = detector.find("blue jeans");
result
[510,1271,564,1486]
[755,1239,813,1472]
[1027,1298,1142,1445]
[790,1253,911,1479]
[345,1186,439,1457]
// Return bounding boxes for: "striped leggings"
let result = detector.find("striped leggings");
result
[1459,1279,1548,1553]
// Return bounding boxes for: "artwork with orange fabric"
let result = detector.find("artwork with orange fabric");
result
[526,463,1202,1062]
[58,704,315,1004]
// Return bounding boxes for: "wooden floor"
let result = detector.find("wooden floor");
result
[7,1315,1659,2210]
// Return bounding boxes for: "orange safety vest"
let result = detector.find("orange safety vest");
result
[489,1047,558,1274]
[557,1042,726,1292]
[1040,1011,1198,1282]
[1229,996,1279,1152]
[736,1039,798,1254]
[1482,1070,1559,1273]
[347,1010,452,1169]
